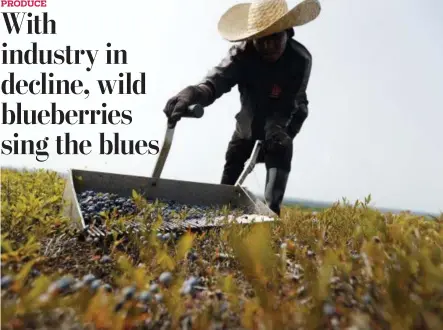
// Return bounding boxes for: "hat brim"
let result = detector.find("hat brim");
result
[217,0,321,42]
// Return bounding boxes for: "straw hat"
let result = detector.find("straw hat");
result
[217,0,321,42]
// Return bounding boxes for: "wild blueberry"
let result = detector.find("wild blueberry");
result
[149,283,159,293]
[323,303,336,316]
[100,255,112,263]
[122,285,136,300]
[215,289,223,300]
[180,283,192,295]
[187,252,198,261]
[186,276,199,286]
[362,293,372,304]
[102,284,113,293]
[180,276,199,295]
[1,275,13,290]
[47,277,73,295]
[31,269,40,276]
[114,300,125,312]
[90,279,102,292]
[306,250,315,257]
[159,272,173,286]
[138,291,152,303]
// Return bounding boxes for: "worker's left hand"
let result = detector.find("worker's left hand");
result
[264,129,292,152]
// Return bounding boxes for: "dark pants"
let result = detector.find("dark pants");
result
[220,130,293,185]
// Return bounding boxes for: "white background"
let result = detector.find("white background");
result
[1,0,442,214]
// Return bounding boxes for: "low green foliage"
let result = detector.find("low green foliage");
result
[1,168,443,330]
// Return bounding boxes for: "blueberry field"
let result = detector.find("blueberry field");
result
[1,168,443,330]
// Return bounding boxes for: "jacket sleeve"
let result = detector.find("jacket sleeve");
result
[265,41,313,139]
[287,41,313,139]
[195,42,247,107]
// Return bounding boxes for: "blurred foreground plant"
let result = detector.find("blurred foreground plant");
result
[1,168,442,330]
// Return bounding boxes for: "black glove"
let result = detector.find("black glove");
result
[264,126,292,153]
[163,85,212,126]
[163,86,197,124]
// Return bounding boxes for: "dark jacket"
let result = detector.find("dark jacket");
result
[197,35,312,140]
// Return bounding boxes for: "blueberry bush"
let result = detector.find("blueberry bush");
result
[1,168,443,329]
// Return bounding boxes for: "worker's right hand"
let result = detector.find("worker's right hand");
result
[163,86,197,124]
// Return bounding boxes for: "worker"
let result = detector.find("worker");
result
[163,0,321,216]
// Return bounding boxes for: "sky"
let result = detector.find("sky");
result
[0,0,442,214]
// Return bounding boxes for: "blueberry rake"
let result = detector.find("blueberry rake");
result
[62,104,276,239]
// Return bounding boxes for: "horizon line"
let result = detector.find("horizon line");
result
[252,192,441,217]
